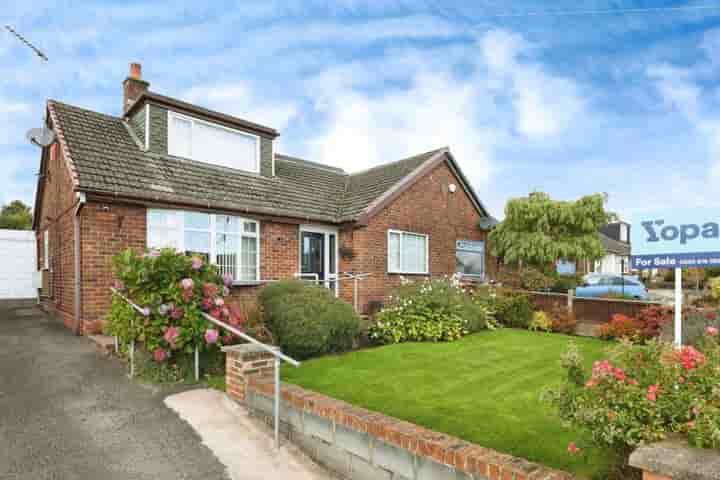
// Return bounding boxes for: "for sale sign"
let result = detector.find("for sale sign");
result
[631,208,720,269]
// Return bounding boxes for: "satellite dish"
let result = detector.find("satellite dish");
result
[26,126,55,147]
[479,216,499,230]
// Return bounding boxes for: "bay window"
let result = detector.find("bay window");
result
[388,230,428,274]
[147,209,259,282]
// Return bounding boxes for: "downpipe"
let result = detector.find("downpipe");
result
[73,192,86,336]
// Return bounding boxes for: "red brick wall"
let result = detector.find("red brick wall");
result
[36,142,79,329]
[79,201,146,333]
[340,161,493,313]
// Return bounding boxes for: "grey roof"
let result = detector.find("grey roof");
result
[46,100,470,224]
[599,232,630,255]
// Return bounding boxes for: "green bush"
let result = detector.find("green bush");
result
[520,268,554,291]
[544,335,720,479]
[369,277,496,344]
[106,248,248,377]
[551,274,582,293]
[493,293,534,329]
[260,280,360,360]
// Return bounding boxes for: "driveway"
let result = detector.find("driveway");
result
[0,301,229,480]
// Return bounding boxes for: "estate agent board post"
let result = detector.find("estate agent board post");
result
[631,208,720,347]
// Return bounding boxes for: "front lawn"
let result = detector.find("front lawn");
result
[282,329,612,478]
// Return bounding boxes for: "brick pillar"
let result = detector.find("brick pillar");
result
[222,344,277,403]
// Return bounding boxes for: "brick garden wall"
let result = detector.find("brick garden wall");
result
[340,161,494,314]
[224,345,573,480]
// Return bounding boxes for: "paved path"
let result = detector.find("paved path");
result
[166,389,336,480]
[0,301,228,480]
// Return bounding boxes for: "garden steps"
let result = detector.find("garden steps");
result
[88,334,115,357]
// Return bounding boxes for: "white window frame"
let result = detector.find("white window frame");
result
[298,224,339,295]
[43,230,49,270]
[387,229,429,275]
[167,111,261,174]
[456,240,486,280]
[146,209,260,283]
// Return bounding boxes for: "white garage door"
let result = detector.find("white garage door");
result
[0,229,37,299]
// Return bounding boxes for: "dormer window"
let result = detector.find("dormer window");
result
[167,111,260,173]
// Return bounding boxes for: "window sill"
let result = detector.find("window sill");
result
[388,272,430,276]
[231,281,264,287]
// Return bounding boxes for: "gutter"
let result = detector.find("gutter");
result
[73,192,86,336]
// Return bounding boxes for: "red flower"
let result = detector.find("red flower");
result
[567,442,581,454]
[647,384,659,402]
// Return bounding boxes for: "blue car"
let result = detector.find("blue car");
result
[575,273,649,300]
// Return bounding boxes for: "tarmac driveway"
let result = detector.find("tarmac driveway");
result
[0,301,229,480]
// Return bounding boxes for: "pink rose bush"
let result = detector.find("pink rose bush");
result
[107,249,250,378]
[544,333,720,477]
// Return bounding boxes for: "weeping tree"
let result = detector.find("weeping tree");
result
[489,192,613,267]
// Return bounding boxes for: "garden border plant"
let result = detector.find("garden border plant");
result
[543,329,720,479]
[106,248,252,383]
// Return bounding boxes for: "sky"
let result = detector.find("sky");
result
[3,1,720,221]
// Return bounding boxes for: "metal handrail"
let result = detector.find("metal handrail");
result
[109,287,300,449]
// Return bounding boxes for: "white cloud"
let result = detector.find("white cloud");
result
[304,28,585,190]
[181,82,298,131]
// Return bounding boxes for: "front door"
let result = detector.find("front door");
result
[300,229,337,293]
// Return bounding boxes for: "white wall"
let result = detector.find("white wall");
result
[594,254,630,275]
[0,229,37,299]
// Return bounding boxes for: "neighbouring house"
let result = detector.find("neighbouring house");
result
[33,63,495,334]
[593,221,631,274]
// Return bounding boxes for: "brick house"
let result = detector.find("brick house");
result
[33,63,496,335]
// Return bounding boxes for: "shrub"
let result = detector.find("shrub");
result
[369,277,496,344]
[679,308,720,346]
[520,268,554,291]
[493,293,534,329]
[529,311,553,332]
[260,280,360,359]
[549,304,577,334]
[543,334,720,478]
[711,277,720,301]
[551,274,582,293]
[106,248,247,373]
[596,306,673,343]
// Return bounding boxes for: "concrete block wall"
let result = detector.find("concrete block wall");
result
[629,437,720,480]
[224,344,574,480]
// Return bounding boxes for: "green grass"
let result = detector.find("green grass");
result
[282,329,613,478]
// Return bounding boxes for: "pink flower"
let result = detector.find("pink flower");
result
[221,306,230,318]
[706,326,719,337]
[647,384,659,402]
[222,273,234,287]
[141,307,151,317]
[613,368,626,382]
[200,297,214,311]
[677,346,706,371]
[567,442,580,454]
[163,326,181,349]
[180,278,194,290]
[214,297,224,307]
[153,348,168,363]
[223,286,230,296]
[203,282,219,298]
[182,288,193,303]
[205,329,219,344]
[222,333,234,345]
[112,279,124,290]
[170,307,184,320]
[191,256,203,270]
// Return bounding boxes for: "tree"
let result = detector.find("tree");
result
[489,192,613,267]
[0,200,32,230]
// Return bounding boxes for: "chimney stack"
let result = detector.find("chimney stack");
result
[122,62,149,114]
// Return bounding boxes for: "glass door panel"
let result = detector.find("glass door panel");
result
[301,232,324,285]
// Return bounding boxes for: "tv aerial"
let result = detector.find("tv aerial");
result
[5,24,56,148]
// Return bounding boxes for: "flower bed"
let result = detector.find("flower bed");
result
[106,248,259,381]
[544,329,720,479]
